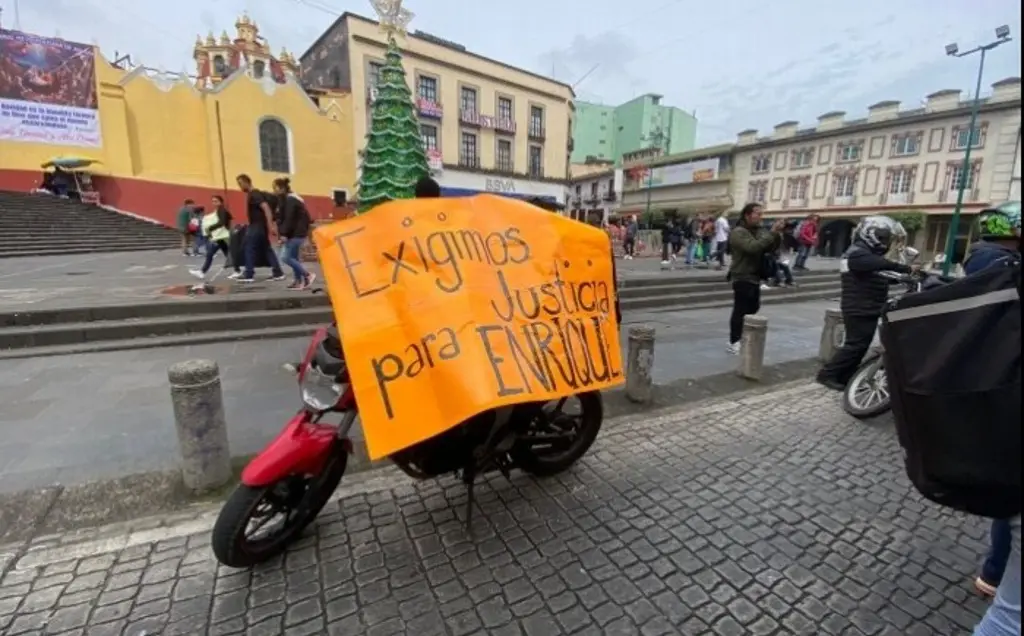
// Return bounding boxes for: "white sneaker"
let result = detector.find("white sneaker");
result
[726,342,741,355]
[661,260,670,266]
[227,271,242,280]
[760,283,772,290]
[188,268,205,280]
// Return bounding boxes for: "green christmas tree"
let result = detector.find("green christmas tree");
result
[356,36,430,213]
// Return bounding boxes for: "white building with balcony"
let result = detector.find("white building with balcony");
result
[731,77,1021,259]
[567,167,622,225]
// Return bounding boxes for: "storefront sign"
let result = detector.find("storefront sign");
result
[439,170,565,201]
[485,178,515,194]
[426,149,443,173]
[417,98,443,119]
[642,157,721,188]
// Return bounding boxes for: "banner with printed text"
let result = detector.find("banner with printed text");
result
[0,29,101,147]
[313,195,624,459]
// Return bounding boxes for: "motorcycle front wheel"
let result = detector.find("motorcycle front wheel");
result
[841,356,891,420]
[512,391,603,477]
[211,443,347,568]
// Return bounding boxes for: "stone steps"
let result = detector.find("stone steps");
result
[0,272,840,358]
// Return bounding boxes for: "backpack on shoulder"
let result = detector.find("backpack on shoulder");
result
[880,259,1021,519]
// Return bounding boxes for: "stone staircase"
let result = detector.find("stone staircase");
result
[0,190,182,258]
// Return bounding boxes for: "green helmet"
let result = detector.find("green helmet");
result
[976,201,1021,240]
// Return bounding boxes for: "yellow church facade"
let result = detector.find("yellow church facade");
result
[0,17,355,225]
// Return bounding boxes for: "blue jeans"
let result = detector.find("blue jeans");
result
[281,238,310,283]
[982,519,1014,585]
[685,240,698,264]
[795,244,811,268]
[975,516,1021,636]
[242,226,283,279]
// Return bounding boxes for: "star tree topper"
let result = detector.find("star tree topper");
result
[369,0,414,37]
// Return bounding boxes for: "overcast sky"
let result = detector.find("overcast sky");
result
[10,0,1023,145]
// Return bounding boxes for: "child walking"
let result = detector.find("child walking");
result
[190,195,237,281]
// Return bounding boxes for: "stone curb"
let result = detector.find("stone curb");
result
[0,357,821,547]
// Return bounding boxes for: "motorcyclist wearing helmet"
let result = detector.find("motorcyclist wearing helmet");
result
[816,215,915,391]
[963,201,1021,276]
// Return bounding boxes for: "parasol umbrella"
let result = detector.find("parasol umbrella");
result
[41,156,101,170]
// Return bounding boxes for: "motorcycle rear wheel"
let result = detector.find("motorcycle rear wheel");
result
[211,444,347,568]
[842,357,890,420]
[513,391,603,477]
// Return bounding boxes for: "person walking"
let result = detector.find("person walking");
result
[189,194,235,281]
[235,174,285,283]
[795,214,820,270]
[726,203,784,354]
[273,178,315,290]
[713,211,731,270]
[176,198,196,256]
[623,216,638,259]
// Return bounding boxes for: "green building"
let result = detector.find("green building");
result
[571,94,697,165]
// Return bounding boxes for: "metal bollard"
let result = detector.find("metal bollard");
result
[625,325,656,404]
[818,308,845,361]
[168,359,232,494]
[737,315,768,381]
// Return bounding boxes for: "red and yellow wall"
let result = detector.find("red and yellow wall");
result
[0,49,356,226]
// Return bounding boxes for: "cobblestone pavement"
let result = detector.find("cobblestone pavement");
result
[0,383,991,635]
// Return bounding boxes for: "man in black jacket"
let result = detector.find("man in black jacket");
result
[817,216,914,390]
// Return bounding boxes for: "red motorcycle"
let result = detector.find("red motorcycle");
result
[211,318,605,568]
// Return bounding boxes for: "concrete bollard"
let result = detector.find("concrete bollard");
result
[625,325,656,404]
[737,315,768,381]
[818,308,845,361]
[168,359,232,494]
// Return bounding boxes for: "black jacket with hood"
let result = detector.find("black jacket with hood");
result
[839,243,912,318]
[278,194,311,240]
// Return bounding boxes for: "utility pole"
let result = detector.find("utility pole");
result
[940,25,1012,276]
[641,127,666,226]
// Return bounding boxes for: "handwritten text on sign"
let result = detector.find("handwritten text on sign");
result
[313,195,623,460]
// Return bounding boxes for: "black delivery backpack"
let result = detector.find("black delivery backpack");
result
[880,259,1021,519]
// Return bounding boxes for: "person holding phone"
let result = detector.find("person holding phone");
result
[726,203,784,354]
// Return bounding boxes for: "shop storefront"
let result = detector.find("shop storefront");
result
[436,170,566,205]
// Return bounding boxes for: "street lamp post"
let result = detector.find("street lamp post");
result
[940,26,1013,276]
[641,128,666,227]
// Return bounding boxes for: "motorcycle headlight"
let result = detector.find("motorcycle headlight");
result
[300,365,343,411]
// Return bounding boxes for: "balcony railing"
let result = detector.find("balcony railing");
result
[495,160,514,173]
[829,194,856,207]
[603,191,617,202]
[881,191,914,205]
[528,166,543,179]
[459,155,481,169]
[782,197,808,209]
[938,186,981,203]
[528,125,545,141]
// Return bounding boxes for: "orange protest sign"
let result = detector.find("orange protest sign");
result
[312,195,624,460]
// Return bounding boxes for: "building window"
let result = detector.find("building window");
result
[890,169,913,194]
[460,131,478,168]
[213,55,227,75]
[529,106,545,138]
[751,154,771,174]
[787,177,808,201]
[368,62,383,86]
[418,76,438,103]
[747,181,767,202]
[528,145,543,178]
[949,163,976,190]
[497,96,513,122]
[837,142,862,163]
[791,148,814,169]
[891,134,920,157]
[496,138,513,172]
[951,124,985,150]
[252,60,266,79]
[574,184,581,196]
[258,118,290,173]
[460,86,478,113]
[834,174,856,197]
[420,124,438,152]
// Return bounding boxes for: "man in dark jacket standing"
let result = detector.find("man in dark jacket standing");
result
[727,203,784,354]
[816,216,913,390]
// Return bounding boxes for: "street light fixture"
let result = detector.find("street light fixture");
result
[940,26,1013,276]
